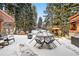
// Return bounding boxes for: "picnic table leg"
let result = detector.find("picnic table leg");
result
[53,36,61,45]
[13,38,15,42]
[6,38,9,45]
[4,38,9,45]
[52,42,57,48]
[38,43,44,49]
[0,42,5,48]
[46,41,57,49]
[2,42,5,48]
[55,39,61,45]
[46,43,53,49]
[33,42,37,47]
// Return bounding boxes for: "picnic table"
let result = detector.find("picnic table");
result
[31,30,57,49]
[29,30,61,49]
[0,34,15,47]
[36,32,55,49]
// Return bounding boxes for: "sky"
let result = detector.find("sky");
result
[32,3,47,23]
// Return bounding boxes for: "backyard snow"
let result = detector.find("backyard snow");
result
[0,30,79,56]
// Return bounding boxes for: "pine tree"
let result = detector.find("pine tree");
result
[1,3,37,33]
[38,17,42,28]
[45,3,79,36]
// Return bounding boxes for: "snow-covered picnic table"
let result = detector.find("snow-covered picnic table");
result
[32,30,57,49]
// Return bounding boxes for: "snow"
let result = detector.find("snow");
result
[0,30,79,56]
[56,37,79,55]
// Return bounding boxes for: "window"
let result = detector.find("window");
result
[70,22,76,30]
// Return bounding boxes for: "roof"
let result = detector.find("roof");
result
[69,13,79,20]
[0,10,15,23]
[69,13,79,22]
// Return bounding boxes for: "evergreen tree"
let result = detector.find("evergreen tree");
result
[45,3,79,36]
[38,17,42,28]
[0,3,37,33]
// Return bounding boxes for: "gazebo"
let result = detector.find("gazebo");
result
[0,10,15,34]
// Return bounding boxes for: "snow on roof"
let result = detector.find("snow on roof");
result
[69,13,79,22]
[0,10,15,23]
[69,13,79,20]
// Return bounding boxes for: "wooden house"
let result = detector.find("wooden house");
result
[0,10,15,34]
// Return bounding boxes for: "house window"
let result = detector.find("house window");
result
[70,22,76,30]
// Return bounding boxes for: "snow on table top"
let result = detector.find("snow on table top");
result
[37,33,53,37]
[36,30,53,37]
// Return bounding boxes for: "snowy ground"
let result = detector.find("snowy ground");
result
[0,30,79,56]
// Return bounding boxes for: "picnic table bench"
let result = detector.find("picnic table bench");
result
[0,34,15,48]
